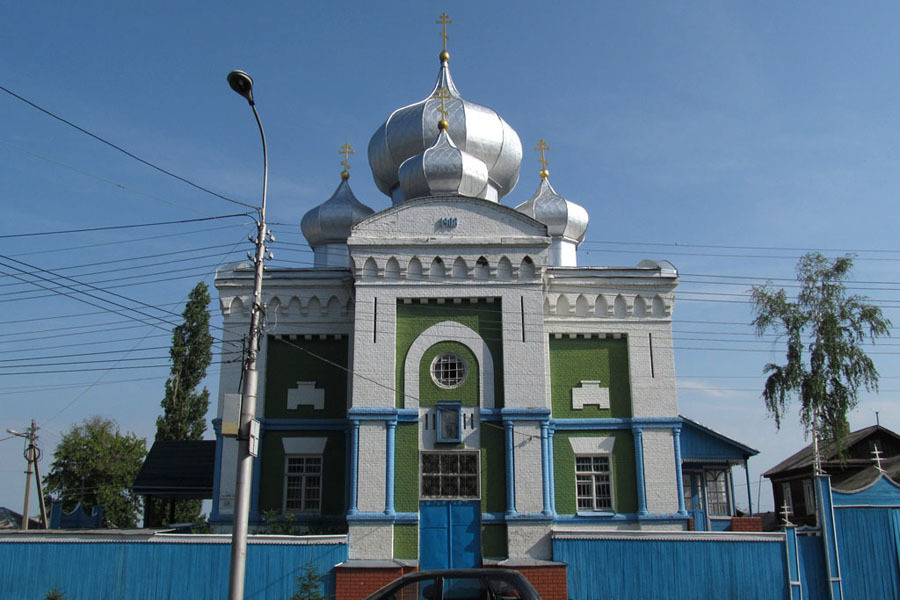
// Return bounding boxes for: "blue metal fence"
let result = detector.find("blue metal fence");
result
[835,507,900,600]
[553,532,788,600]
[0,533,348,600]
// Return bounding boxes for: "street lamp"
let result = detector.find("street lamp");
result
[226,69,271,600]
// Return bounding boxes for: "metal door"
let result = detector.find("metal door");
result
[419,500,482,570]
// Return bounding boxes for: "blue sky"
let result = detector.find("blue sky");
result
[3,2,900,517]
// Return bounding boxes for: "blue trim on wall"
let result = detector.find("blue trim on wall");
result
[551,417,682,430]
[540,422,552,517]
[347,420,360,516]
[500,408,551,420]
[673,425,687,516]
[547,428,556,515]
[633,427,649,516]
[504,421,517,517]
[385,421,396,516]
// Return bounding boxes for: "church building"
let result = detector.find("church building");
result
[209,18,755,569]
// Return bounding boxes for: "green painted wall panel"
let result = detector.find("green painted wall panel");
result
[481,524,507,559]
[480,422,507,514]
[258,431,346,516]
[553,430,637,514]
[394,423,419,513]
[393,524,418,559]
[264,336,348,419]
[549,336,631,418]
[418,341,480,407]
[395,300,503,409]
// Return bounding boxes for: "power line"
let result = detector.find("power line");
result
[0,84,254,209]
[0,213,250,240]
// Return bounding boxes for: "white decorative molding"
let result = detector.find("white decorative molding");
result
[403,321,494,410]
[568,436,616,455]
[287,381,325,410]
[572,380,610,410]
[281,437,327,455]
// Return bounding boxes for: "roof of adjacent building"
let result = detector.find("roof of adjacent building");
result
[763,425,900,479]
[679,415,759,463]
[132,440,215,498]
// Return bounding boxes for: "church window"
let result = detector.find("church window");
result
[705,469,729,515]
[575,455,613,511]
[283,455,322,513]
[421,451,479,498]
[431,352,467,389]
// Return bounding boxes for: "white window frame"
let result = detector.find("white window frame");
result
[420,451,480,499]
[283,454,323,514]
[802,479,816,516]
[430,352,468,389]
[781,481,794,517]
[575,454,614,512]
[704,469,730,516]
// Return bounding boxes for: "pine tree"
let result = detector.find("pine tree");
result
[751,252,891,449]
[150,282,214,525]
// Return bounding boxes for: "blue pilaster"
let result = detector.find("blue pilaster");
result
[210,420,224,522]
[672,424,687,516]
[548,426,556,515]
[504,421,517,517]
[633,426,649,516]
[540,421,552,517]
[347,419,360,516]
[816,474,844,600]
[385,420,396,516]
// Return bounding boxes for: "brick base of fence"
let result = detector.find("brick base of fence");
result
[731,517,763,531]
[334,561,568,600]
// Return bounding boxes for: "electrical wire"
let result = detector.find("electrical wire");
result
[0,213,250,240]
[0,84,254,209]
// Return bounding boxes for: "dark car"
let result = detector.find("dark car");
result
[363,568,541,600]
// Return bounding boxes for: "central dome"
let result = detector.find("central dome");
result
[368,55,522,204]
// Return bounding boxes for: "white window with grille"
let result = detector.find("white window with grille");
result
[431,353,467,389]
[283,455,322,513]
[576,455,613,511]
[705,470,730,515]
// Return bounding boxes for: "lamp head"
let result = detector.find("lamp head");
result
[227,70,255,105]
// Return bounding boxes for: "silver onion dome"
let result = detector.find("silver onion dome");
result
[368,56,522,204]
[301,176,374,267]
[516,177,589,267]
[398,128,490,200]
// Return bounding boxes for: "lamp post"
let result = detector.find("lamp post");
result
[226,69,271,600]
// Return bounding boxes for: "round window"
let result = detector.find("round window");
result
[430,352,467,389]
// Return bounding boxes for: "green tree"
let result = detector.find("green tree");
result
[751,252,891,449]
[150,282,214,525]
[156,281,213,441]
[44,416,146,528]
[290,563,326,600]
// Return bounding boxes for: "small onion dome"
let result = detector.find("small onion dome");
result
[516,177,589,267]
[398,128,490,201]
[301,177,374,267]
[368,56,522,205]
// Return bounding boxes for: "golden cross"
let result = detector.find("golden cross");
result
[436,12,452,52]
[534,140,550,169]
[339,142,354,171]
[434,87,452,122]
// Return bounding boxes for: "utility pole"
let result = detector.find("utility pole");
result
[226,69,271,600]
[7,420,47,529]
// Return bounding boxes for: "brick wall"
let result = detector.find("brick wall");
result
[334,564,567,600]
[731,516,763,532]
[509,565,568,600]
[334,565,415,600]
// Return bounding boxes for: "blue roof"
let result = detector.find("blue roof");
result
[680,415,759,463]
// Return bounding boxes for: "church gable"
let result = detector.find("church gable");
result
[348,196,549,246]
